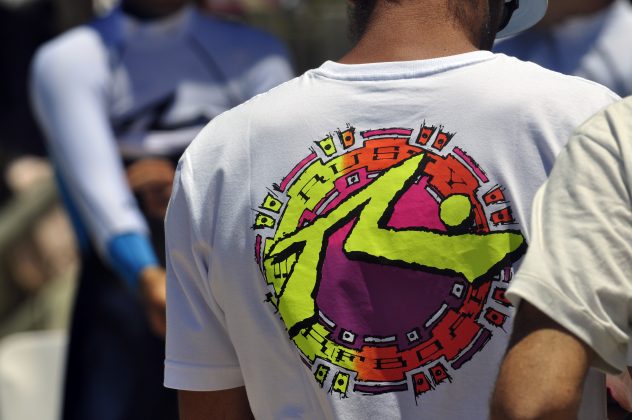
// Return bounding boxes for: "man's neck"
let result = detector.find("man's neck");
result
[339,2,481,65]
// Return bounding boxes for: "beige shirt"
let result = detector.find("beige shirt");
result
[508,96,632,375]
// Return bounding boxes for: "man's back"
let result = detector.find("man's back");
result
[165,51,617,419]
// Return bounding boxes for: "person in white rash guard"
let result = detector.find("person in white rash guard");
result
[163,0,621,419]
[30,0,293,419]
[494,0,632,97]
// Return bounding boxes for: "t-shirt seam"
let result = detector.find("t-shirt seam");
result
[498,54,621,102]
[511,271,626,347]
[308,55,497,82]
[165,357,240,370]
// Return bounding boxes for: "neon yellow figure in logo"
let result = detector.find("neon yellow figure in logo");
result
[265,153,524,337]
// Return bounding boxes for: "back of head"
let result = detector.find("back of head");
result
[348,0,548,49]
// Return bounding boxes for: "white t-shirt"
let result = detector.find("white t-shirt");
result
[31,5,293,268]
[495,0,632,97]
[164,51,618,419]
[506,97,632,375]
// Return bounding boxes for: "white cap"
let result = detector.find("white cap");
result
[496,0,548,39]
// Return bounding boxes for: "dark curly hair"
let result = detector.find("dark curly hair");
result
[348,0,499,50]
[348,0,468,41]
[347,0,379,41]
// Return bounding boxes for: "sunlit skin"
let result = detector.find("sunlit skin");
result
[490,303,594,420]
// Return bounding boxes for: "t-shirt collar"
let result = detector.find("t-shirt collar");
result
[314,50,495,81]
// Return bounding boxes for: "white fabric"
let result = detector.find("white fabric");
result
[165,51,618,419]
[0,331,67,420]
[506,97,632,375]
[497,0,548,39]
[31,5,293,257]
[495,0,632,97]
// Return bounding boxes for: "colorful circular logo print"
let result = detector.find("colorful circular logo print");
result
[253,123,525,400]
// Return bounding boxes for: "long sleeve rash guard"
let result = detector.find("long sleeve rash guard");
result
[31,5,293,287]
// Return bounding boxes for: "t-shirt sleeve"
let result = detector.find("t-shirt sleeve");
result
[506,100,632,374]
[164,152,244,391]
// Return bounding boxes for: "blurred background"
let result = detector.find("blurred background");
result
[0,0,351,335]
[0,1,349,419]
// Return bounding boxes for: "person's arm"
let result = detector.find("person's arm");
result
[607,369,632,419]
[30,31,153,268]
[30,29,166,334]
[490,302,595,420]
[490,99,632,419]
[108,232,166,337]
[179,388,253,420]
